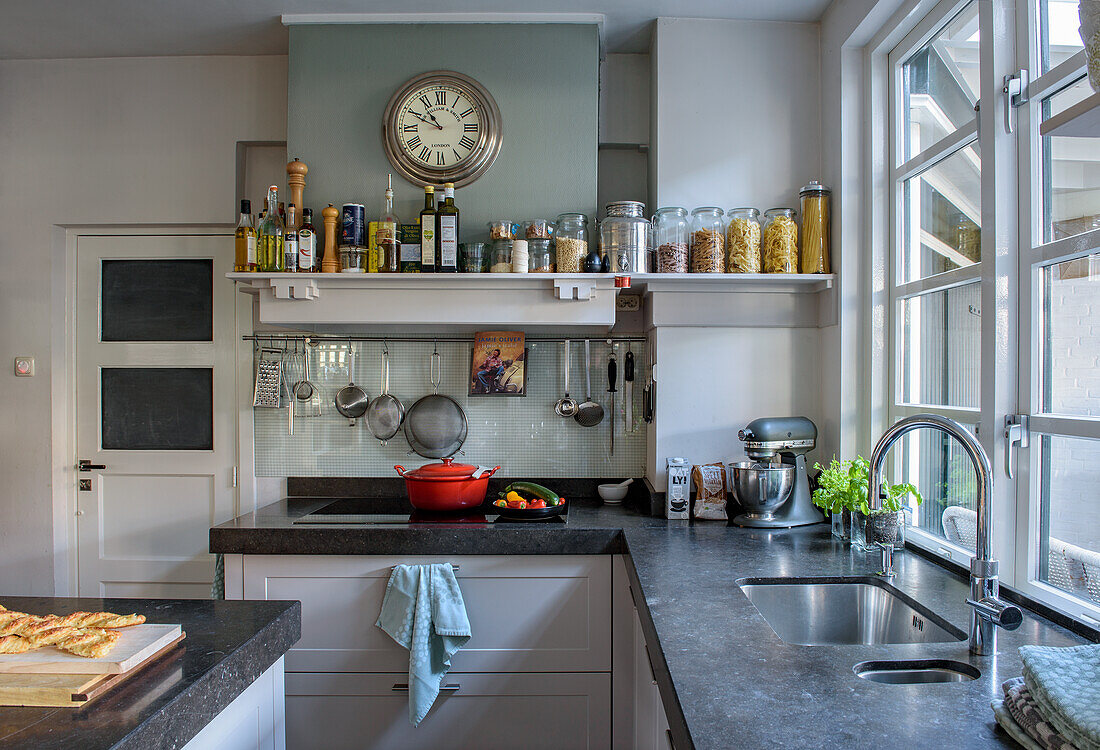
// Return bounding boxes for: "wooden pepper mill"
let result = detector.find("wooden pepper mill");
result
[286,158,308,229]
[321,204,339,273]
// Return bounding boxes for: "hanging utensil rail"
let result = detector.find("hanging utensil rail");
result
[243,334,647,345]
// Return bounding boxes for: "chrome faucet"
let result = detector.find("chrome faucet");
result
[868,414,1022,655]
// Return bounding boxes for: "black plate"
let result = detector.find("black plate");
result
[489,502,567,520]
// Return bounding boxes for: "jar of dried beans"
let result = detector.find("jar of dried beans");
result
[690,207,725,273]
[725,208,761,273]
[762,208,798,273]
[653,207,690,273]
[554,213,588,273]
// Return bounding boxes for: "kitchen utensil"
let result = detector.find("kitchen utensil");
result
[334,343,369,426]
[252,348,283,408]
[607,348,617,454]
[624,348,635,432]
[394,457,500,511]
[728,462,796,525]
[367,346,405,444]
[597,483,629,503]
[294,341,316,401]
[730,416,823,528]
[283,342,307,435]
[554,340,578,418]
[491,503,568,521]
[574,339,604,427]
[404,349,469,458]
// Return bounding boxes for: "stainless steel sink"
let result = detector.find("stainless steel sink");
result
[854,659,980,684]
[737,577,966,646]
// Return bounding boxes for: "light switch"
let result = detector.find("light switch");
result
[14,357,34,377]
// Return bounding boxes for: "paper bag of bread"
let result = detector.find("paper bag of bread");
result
[692,463,728,520]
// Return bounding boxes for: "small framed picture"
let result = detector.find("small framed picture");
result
[470,331,527,396]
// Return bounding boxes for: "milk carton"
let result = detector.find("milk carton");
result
[666,457,691,519]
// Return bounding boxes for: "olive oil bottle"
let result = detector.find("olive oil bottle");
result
[257,186,284,272]
[234,199,256,272]
[419,186,436,272]
[436,182,459,273]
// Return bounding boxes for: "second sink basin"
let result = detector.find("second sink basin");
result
[737,576,966,646]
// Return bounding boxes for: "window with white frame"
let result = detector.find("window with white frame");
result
[882,0,1100,622]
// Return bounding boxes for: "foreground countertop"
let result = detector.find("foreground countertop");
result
[212,498,1095,749]
[0,597,300,750]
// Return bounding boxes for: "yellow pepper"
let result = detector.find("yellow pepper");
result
[506,491,525,505]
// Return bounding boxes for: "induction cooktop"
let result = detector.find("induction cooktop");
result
[292,499,567,525]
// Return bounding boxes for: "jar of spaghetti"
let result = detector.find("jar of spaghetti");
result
[762,208,798,274]
[799,181,831,274]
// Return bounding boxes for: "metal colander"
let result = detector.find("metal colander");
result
[403,350,468,458]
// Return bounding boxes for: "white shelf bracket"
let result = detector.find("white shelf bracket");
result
[269,277,320,301]
[554,278,598,301]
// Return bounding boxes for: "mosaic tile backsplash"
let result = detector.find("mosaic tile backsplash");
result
[254,338,647,477]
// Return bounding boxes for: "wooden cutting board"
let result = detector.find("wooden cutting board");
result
[0,624,182,674]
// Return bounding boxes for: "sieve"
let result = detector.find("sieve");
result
[334,343,370,426]
[404,348,468,459]
[366,345,405,444]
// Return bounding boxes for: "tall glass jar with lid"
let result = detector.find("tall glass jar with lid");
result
[762,208,799,273]
[554,213,588,273]
[799,182,831,274]
[690,207,725,273]
[725,208,762,273]
[490,239,513,273]
[601,201,651,273]
[652,207,690,273]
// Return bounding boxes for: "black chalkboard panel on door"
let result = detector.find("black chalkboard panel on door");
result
[101,367,213,450]
[101,259,212,342]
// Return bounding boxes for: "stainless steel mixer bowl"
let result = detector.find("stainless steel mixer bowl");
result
[728,461,796,519]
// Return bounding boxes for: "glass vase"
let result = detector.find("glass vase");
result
[862,510,906,551]
[831,510,852,541]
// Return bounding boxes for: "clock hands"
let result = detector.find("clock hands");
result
[408,110,443,130]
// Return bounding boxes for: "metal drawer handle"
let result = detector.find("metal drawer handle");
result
[391,683,460,692]
[390,564,460,571]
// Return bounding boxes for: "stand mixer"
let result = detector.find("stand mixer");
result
[729,416,823,528]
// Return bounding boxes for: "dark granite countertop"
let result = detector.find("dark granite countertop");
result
[0,597,300,750]
[211,498,1096,750]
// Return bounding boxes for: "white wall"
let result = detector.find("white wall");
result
[0,55,287,595]
[651,18,823,211]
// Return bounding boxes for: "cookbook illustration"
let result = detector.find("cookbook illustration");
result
[470,331,526,396]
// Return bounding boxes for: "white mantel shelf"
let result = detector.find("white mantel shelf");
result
[228,272,836,330]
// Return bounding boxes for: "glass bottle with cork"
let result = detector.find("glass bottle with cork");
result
[283,204,299,272]
[419,185,436,272]
[377,175,400,273]
[297,208,316,272]
[234,199,256,272]
[257,186,284,272]
[436,182,459,273]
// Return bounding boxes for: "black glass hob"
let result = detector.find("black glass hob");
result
[292,498,567,525]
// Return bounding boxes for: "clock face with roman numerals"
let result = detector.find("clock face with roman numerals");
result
[382,71,502,188]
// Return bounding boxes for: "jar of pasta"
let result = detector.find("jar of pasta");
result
[690,207,725,273]
[554,213,588,273]
[762,208,799,273]
[799,181,831,274]
[653,207,690,273]
[725,208,761,273]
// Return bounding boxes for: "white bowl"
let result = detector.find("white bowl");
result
[598,484,629,503]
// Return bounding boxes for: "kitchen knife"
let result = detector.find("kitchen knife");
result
[607,352,617,455]
[624,349,635,433]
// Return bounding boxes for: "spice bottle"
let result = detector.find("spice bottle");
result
[653,207,690,273]
[725,208,761,273]
[690,207,725,273]
[798,182,831,274]
[554,213,588,273]
[762,208,799,273]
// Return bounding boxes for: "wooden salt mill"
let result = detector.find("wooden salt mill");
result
[321,204,339,273]
[286,158,308,229]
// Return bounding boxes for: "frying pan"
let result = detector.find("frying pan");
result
[404,349,468,458]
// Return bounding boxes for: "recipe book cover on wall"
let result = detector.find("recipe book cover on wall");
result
[470,331,526,396]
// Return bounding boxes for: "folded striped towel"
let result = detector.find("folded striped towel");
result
[1001,677,1079,750]
[995,696,1046,750]
[1020,644,1100,750]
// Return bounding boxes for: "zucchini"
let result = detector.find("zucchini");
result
[502,481,562,505]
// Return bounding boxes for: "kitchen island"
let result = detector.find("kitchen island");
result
[211,497,1095,750]
[0,597,299,750]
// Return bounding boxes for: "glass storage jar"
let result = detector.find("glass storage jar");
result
[338,245,366,273]
[762,208,799,273]
[601,201,652,273]
[490,239,513,273]
[652,207,690,273]
[725,208,762,273]
[460,242,488,273]
[523,219,552,240]
[488,220,517,241]
[690,207,725,273]
[554,213,588,273]
[799,182,831,274]
[528,238,553,272]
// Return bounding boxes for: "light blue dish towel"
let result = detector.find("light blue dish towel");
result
[376,563,471,726]
[1021,643,1100,750]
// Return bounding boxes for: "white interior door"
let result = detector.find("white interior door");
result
[75,234,237,598]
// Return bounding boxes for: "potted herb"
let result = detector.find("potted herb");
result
[812,457,869,541]
[855,478,922,551]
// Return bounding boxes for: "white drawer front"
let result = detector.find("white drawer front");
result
[286,671,611,750]
[243,555,611,673]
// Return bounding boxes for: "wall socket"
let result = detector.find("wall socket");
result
[616,295,641,312]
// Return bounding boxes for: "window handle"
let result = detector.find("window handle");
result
[1003,70,1029,134]
[1004,415,1029,479]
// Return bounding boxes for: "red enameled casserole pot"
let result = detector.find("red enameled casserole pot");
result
[394,458,501,511]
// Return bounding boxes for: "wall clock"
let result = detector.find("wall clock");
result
[382,70,503,188]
